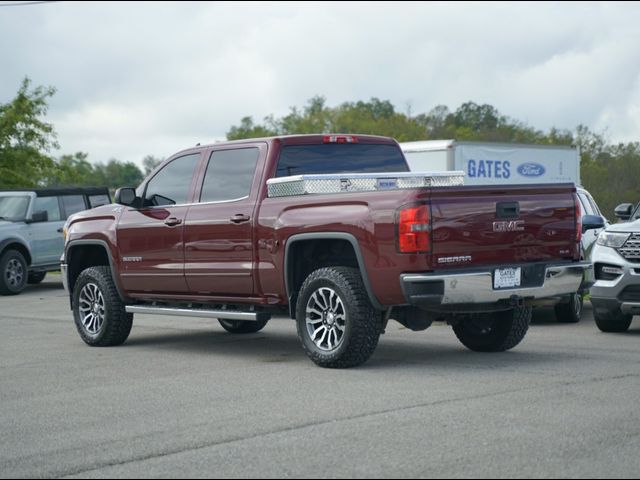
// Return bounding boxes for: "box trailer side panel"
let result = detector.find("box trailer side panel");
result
[401,149,451,172]
[455,143,580,186]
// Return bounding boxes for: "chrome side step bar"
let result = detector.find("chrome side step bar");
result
[125,305,268,322]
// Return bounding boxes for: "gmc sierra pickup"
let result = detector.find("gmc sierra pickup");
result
[61,134,600,368]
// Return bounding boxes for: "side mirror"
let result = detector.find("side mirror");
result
[582,214,605,233]
[26,210,48,224]
[614,203,634,221]
[115,187,137,207]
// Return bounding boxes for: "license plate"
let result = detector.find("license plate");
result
[494,267,522,289]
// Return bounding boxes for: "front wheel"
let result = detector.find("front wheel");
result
[594,309,632,333]
[296,267,381,368]
[218,318,269,334]
[72,266,133,346]
[0,249,27,295]
[453,306,532,352]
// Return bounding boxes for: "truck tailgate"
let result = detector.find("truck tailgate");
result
[429,184,579,269]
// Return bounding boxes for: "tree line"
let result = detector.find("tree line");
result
[0,78,163,192]
[228,96,639,217]
[2,78,638,217]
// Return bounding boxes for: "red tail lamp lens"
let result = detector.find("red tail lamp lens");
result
[398,205,430,253]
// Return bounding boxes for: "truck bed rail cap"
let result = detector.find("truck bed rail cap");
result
[266,171,465,197]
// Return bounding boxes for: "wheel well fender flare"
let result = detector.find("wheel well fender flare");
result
[283,232,382,312]
[65,239,126,302]
[0,238,32,265]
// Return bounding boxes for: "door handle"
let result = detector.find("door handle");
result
[230,214,250,224]
[164,217,183,227]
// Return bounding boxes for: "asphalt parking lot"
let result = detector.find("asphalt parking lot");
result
[1,276,639,479]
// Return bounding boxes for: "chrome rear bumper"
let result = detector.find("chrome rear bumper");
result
[402,262,592,307]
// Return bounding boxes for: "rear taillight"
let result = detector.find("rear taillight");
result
[398,204,431,253]
[323,135,358,144]
[575,195,582,243]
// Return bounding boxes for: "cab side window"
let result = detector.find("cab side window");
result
[586,194,603,217]
[144,154,201,207]
[61,195,88,218]
[89,194,110,208]
[200,148,259,203]
[33,196,62,222]
[578,193,595,216]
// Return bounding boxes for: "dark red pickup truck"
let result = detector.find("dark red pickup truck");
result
[62,134,598,367]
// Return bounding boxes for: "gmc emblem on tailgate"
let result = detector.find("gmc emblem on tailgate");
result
[493,220,525,232]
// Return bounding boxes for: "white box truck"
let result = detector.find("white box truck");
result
[400,140,580,186]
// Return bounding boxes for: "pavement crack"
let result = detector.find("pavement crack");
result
[54,371,640,478]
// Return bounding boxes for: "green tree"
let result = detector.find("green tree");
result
[93,159,144,189]
[45,152,95,187]
[142,155,164,175]
[0,77,58,188]
[227,116,278,141]
[225,95,640,218]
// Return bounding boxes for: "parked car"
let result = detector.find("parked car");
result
[553,186,608,322]
[0,187,111,295]
[62,134,597,368]
[589,201,640,332]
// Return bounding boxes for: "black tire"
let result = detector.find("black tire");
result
[27,271,47,285]
[554,293,583,323]
[218,318,269,334]
[594,308,632,333]
[453,306,532,352]
[72,266,133,346]
[0,249,28,295]
[296,266,381,368]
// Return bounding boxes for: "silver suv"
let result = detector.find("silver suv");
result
[589,201,640,332]
[0,188,110,295]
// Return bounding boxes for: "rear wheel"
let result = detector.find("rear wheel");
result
[554,293,583,323]
[296,266,381,368]
[218,318,269,334]
[594,309,632,333]
[72,266,133,346]
[27,271,47,285]
[453,306,532,352]
[0,249,27,295]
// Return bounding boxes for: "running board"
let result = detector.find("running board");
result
[125,305,269,322]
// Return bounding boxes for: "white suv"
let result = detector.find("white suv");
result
[589,202,640,332]
[553,187,607,322]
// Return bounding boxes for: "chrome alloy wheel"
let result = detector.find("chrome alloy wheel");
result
[5,258,24,288]
[572,293,583,318]
[78,283,106,335]
[305,287,347,351]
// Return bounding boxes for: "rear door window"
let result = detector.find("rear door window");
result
[89,194,110,208]
[61,195,88,218]
[200,148,260,202]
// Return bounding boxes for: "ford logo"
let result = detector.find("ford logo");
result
[517,163,546,177]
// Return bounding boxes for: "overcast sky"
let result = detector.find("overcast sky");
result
[1,1,639,166]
